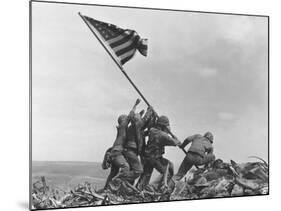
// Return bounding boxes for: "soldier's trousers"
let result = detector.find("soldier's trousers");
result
[137,156,174,191]
[123,148,143,184]
[109,151,130,181]
[104,165,119,189]
[173,151,215,181]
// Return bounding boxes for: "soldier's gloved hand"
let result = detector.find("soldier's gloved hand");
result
[174,138,182,147]
[149,106,157,114]
[177,141,182,147]
[179,143,185,149]
[135,98,141,105]
[172,135,181,144]
[147,105,154,113]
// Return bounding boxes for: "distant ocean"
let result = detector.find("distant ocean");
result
[32,161,109,190]
[31,160,179,190]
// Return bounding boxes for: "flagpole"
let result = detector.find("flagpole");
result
[78,13,185,153]
[78,12,151,107]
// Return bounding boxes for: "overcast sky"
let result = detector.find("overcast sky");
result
[32,2,268,164]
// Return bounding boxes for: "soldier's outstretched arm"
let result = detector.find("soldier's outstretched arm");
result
[160,131,181,147]
[181,134,201,148]
[128,98,141,118]
[132,98,141,112]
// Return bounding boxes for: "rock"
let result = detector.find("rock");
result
[231,184,244,196]
[31,159,268,209]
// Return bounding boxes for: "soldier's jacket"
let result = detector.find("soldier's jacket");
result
[182,134,214,157]
[124,107,154,155]
[111,115,130,153]
[144,127,180,158]
[141,107,155,129]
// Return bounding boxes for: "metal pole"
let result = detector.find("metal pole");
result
[79,13,186,155]
[78,12,151,106]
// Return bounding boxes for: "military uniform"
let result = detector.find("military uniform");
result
[102,147,119,189]
[123,107,154,184]
[103,114,131,189]
[173,133,215,181]
[137,126,181,190]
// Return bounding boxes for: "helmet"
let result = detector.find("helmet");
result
[134,113,142,121]
[204,131,214,143]
[117,114,128,125]
[157,115,170,127]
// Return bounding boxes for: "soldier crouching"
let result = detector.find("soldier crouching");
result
[173,132,216,181]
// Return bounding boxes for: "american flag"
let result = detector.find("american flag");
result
[82,15,148,65]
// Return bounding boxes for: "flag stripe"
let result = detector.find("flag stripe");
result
[112,38,135,52]
[138,45,147,50]
[119,49,136,61]
[121,54,135,65]
[107,31,130,44]
[107,34,125,44]
[115,38,139,56]
[120,49,136,64]
[109,31,135,48]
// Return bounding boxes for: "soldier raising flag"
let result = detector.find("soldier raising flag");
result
[78,13,193,195]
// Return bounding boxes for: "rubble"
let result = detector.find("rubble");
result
[31,157,268,210]
[171,157,269,200]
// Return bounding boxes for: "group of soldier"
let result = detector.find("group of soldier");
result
[101,99,216,197]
